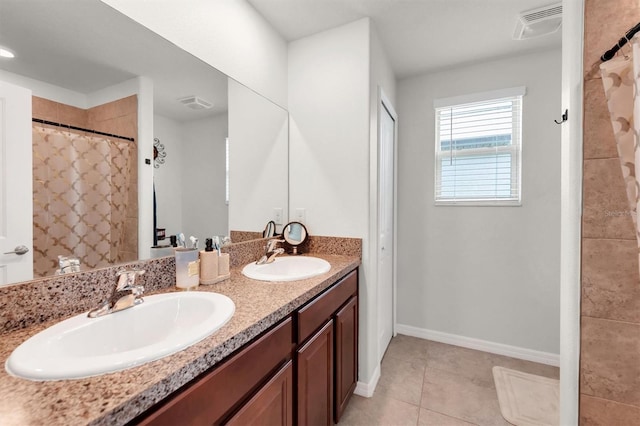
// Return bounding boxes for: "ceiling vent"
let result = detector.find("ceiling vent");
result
[178,96,213,110]
[513,3,562,40]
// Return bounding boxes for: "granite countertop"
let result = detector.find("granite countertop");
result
[0,253,360,426]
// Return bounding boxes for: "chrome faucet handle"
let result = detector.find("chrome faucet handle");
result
[266,239,284,252]
[115,269,146,292]
[88,270,146,318]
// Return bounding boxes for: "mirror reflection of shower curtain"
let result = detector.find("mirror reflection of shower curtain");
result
[600,33,640,275]
[32,126,132,277]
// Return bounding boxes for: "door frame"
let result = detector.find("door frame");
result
[376,87,398,361]
[559,0,584,424]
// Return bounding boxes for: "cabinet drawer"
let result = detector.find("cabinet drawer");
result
[297,269,357,343]
[137,317,294,426]
[226,360,293,426]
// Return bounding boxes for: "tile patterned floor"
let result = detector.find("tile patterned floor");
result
[339,334,559,426]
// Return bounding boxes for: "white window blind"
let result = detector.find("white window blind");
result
[434,87,524,206]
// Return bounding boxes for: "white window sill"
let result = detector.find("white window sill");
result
[434,200,522,207]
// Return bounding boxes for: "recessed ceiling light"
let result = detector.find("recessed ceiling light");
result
[0,47,15,59]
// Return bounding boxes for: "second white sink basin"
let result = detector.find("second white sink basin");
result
[5,291,235,381]
[242,256,331,282]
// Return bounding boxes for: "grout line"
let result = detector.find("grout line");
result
[581,315,640,326]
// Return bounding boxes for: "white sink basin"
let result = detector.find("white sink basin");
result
[242,256,331,282]
[5,291,235,381]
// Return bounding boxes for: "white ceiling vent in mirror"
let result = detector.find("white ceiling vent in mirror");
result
[178,95,214,110]
[513,3,562,40]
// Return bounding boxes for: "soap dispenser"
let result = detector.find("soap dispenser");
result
[199,238,219,285]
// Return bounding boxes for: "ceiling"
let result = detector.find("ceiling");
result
[0,0,228,122]
[247,0,563,78]
[0,0,563,118]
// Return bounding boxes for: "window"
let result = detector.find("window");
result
[434,87,525,206]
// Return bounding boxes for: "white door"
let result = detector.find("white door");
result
[0,81,33,285]
[378,91,397,361]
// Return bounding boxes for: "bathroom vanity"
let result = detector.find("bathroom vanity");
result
[0,242,360,426]
[136,269,358,425]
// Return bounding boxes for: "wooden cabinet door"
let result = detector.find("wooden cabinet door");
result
[334,296,358,423]
[296,320,334,426]
[226,360,293,426]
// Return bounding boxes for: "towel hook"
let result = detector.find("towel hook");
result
[554,109,568,124]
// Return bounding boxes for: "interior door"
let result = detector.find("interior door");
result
[0,81,33,285]
[378,92,397,361]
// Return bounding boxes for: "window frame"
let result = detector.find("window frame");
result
[433,87,526,207]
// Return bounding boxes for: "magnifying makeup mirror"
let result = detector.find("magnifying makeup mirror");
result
[263,220,276,238]
[282,221,308,254]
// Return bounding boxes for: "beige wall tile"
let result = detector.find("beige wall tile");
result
[32,96,59,121]
[115,114,137,140]
[122,217,138,255]
[583,0,640,76]
[87,101,117,123]
[57,104,87,128]
[580,317,640,406]
[582,158,636,240]
[582,0,640,418]
[121,95,138,115]
[582,238,640,322]
[583,80,618,160]
[580,394,640,426]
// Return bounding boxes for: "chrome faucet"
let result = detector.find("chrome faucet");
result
[88,269,146,318]
[256,239,285,265]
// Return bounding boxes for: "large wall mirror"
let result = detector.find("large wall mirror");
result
[0,0,288,287]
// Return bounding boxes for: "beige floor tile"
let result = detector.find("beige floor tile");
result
[418,408,477,426]
[421,367,511,426]
[375,355,426,405]
[384,334,430,364]
[487,353,559,380]
[425,342,498,388]
[339,393,420,426]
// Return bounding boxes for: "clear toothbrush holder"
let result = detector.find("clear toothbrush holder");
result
[175,248,200,290]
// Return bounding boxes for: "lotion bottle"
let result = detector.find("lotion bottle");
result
[199,238,219,285]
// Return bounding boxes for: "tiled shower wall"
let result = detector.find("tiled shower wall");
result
[32,96,139,266]
[580,0,640,423]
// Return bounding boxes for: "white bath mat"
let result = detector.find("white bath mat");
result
[492,366,559,426]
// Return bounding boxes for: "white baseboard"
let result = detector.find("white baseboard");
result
[395,324,560,367]
[354,364,380,397]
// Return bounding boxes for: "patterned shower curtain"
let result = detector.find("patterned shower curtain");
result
[32,126,132,277]
[600,34,640,273]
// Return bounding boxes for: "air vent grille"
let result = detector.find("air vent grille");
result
[521,5,562,23]
[513,3,562,40]
[178,96,214,110]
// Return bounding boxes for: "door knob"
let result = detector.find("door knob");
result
[4,245,29,255]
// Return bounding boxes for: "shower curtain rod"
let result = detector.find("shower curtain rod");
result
[32,118,135,142]
[601,22,640,62]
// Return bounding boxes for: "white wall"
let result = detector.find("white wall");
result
[181,113,229,240]
[0,70,86,108]
[100,0,288,108]
[288,18,378,386]
[228,79,288,234]
[396,49,562,355]
[153,114,184,238]
[289,19,370,238]
[154,113,228,244]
